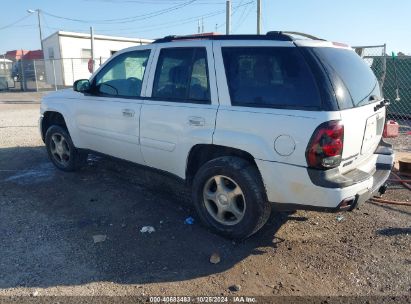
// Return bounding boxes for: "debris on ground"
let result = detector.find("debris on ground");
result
[31,290,39,297]
[209,252,221,264]
[140,226,156,234]
[184,216,195,225]
[229,284,241,292]
[336,215,344,222]
[92,234,107,243]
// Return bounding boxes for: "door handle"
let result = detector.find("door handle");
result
[188,116,205,126]
[122,109,135,117]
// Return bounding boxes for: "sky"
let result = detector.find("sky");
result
[0,0,410,55]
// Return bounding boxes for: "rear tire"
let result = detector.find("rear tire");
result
[192,156,271,239]
[45,125,87,172]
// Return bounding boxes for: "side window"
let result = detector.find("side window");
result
[152,48,210,103]
[94,49,150,97]
[222,47,321,109]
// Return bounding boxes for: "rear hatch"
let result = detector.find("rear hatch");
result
[311,45,385,173]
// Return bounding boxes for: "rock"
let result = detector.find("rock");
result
[92,234,107,243]
[210,253,221,264]
[140,226,155,234]
[32,290,39,297]
[229,284,241,292]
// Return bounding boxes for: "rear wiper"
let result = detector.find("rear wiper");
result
[374,98,390,111]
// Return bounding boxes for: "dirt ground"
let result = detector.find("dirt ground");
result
[0,92,410,299]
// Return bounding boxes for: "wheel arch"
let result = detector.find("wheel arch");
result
[41,111,68,142]
[186,144,259,185]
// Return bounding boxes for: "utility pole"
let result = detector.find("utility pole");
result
[90,26,95,73]
[226,0,231,35]
[201,17,204,33]
[257,0,262,34]
[198,19,201,34]
[27,9,43,52]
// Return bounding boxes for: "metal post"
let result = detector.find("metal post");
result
[71,58,74,84]
[90,26,95,73]
[381,43,387,90]
[33,59,38,92]
[198,19,201,34]
[52,59,57,91]
[19,59,25,91]
[201,17,204,33]
[226,0,231,35]
[257,0,262,34]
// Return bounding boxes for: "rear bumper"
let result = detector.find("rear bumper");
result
[256,140,394,211]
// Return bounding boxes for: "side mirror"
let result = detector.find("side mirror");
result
[73,79,90,92]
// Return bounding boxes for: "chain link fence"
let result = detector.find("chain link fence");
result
[3,57,109,92]
[354,45,410,152]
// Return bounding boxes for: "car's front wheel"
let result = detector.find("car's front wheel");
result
[192,156,271,239]
[45,125,86,172]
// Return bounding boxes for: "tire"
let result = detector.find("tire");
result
[192,156,271,239]
[45,125,87,172]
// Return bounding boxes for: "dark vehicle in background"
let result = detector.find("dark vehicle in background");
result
[11,61,45,82]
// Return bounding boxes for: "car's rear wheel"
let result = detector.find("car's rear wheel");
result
[192,156,271,239]
[45,125,86,172]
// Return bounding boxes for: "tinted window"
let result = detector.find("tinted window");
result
[222,47,320,109]
[312,47,380,107]
[152,48,210,103]
[94,49,150,97]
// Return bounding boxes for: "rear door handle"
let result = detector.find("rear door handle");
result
[188,116,205,126]
[122,109,135,117]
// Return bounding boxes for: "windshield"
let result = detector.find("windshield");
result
[312,47,381,108]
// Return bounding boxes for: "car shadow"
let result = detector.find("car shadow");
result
[0,145,291,288]
[376,227,411,236]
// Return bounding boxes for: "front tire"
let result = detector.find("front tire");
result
[45,125,86,172]
[192,156,271,239]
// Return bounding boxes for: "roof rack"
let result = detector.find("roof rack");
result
[152,31,324,44]
[269,31,324,41]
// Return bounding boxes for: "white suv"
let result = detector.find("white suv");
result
[39,32,394,239]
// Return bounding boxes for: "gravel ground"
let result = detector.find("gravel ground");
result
[0,94,410,299]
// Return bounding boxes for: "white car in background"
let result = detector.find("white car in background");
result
[39,31,394,239]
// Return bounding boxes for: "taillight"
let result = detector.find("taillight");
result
[306,120,344,169]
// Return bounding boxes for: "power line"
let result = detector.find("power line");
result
[42,0,198,24]
[216,0,247,30]
[0,14,33,31]
[232,1,254,33]
[231,0,247,33]
[41,1,252,36]
[84,0,231,4]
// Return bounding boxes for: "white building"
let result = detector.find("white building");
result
[42,31,153,86]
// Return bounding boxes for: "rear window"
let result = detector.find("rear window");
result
[221,47,321,109]
[312,47,380,108]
